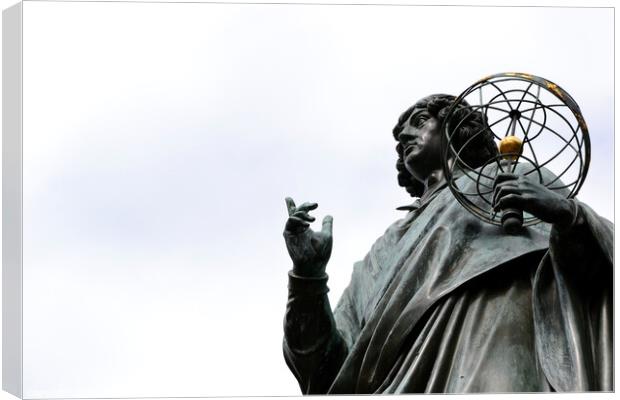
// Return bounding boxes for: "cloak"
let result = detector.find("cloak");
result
[283,169,612,394]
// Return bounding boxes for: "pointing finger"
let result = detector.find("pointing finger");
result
[285,197,296,216]
[297,202,319,213]
[322,215,333,235]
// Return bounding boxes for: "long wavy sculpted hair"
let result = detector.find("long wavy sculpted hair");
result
[392,94,499,198]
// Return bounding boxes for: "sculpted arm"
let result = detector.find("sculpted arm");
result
[493,173,613,391]
[493,172,613,266]
[282,197,349,394]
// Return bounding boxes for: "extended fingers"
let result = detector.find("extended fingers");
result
[285,197,318,216]
[292,202,318,222]
[297,202,318,213]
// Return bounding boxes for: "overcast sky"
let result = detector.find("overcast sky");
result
[18,2,613,397]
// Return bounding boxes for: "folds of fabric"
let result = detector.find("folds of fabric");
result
[328,185,552,393]
[532,201,613,391]
[283,168,613,394]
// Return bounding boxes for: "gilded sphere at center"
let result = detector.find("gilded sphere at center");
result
[499,136,523,156]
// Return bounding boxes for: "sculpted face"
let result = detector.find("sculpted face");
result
[398,107,442,182]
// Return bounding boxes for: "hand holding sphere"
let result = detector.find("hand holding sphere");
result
[442,73,589,233]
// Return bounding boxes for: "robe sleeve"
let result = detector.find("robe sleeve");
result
[282,255,375,394]
[282,271,348,394]
[282,215,412,394]
[532,199,613,391]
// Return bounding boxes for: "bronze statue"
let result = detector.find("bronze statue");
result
[282,93,612,394]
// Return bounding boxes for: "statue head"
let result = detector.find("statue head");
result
[392,93,498,198]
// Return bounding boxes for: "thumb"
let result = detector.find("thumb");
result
[321,215,333,236]
[284,196,296,216]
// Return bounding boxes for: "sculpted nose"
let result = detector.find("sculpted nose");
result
[398,130,416,144]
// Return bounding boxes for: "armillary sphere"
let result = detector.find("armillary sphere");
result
[440,72,590,232]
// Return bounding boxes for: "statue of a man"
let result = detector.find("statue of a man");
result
[282,94,613,394]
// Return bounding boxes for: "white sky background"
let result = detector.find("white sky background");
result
[17,2,613,398]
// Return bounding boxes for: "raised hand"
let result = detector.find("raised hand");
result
[283,197,333,278]
[493,173,576,230]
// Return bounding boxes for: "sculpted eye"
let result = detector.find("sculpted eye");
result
[412,116,427,127]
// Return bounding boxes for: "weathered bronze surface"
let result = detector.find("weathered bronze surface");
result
[282,94,612,394]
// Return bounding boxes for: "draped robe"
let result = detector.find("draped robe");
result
[283,169,613,394]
